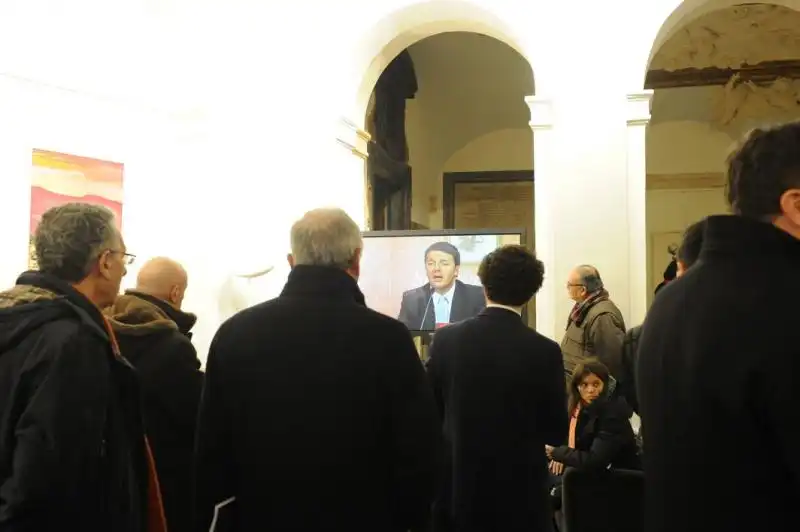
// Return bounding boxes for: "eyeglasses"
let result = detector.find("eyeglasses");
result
[108,250,136,265]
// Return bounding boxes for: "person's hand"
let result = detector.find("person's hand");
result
[549,460,564,475]
[544,445,554,459]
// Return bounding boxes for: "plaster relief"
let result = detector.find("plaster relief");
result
[218,266,284,321]
[711,76,800,132]
[651,4,800,71]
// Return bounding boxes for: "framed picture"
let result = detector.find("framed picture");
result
[29,149,124,269]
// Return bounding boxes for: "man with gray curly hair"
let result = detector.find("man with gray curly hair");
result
[196,207,441,532]
[0,203,166,532]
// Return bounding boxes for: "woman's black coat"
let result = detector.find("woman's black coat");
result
[551,382,640,471]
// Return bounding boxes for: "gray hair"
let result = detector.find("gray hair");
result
[290,208,362,269]
[576,264,604,293]
[34,203,120,282]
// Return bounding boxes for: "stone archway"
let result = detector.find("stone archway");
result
[641,0,800,81]
[637,0,800,310]
[348,0,532,132]
[341,1,538,232]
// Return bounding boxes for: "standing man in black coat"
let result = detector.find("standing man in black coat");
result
[398,242,485,331]
[427,245,567,532]
[107,257,203,532]
[637,123,800,532]
[0,203,165,532]
[620,218,706,414]
[195,207,441,532]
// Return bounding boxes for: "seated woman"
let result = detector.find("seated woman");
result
[546,359,640,473]
[546,359,640,529]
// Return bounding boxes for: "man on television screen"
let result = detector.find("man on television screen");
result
[398,241,485,330]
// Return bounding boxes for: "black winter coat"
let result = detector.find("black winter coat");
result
[619,325,641,415]
[194,266,442,532]
[550,381,640,471]
[427,307,568,532]
[107,291,203,532]
[637,215,800,532]
[0,272,149,532]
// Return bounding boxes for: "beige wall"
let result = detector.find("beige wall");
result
[403,32,533,227]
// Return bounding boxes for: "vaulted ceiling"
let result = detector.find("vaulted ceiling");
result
[404,32,533,161]
[648,4,800,89]
[652,3,800,70]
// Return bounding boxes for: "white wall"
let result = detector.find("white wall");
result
[0,74,230,360]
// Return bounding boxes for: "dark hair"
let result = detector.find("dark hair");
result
[477,245,544,306]
[567,359,610,414]
[424,241,460,266]
[726,122,800,219]
[677,218,706,269]
[577,265,604,293]
[663,258,678,281]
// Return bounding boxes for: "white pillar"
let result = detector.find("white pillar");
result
[526,95,558,340]
[334,116,370,229]
[625,91,652,327]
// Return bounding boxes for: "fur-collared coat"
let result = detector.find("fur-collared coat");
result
[107,291,203,532]
[0,272,154,532]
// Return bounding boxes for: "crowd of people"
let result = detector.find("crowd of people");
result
[0,121,797,532]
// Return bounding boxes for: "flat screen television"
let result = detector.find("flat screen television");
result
[359,229,526,331]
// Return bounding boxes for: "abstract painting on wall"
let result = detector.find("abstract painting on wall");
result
[29,149,124,269]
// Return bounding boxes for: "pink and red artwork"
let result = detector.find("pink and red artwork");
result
[29,149,124,268]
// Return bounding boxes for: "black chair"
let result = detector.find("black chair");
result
[562,467,644,532]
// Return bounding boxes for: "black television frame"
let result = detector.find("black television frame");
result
[360,228,530,329]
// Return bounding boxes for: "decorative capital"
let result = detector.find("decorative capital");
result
[336,117,371,159]
[626,90,653,126]
[525,96,553,130]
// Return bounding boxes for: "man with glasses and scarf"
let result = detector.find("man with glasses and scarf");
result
[560,265,625,383]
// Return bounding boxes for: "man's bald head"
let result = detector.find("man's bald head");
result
[136,257,189,308]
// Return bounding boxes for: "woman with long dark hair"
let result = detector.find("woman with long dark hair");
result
[546,359,640,472]
[545,360,640,530]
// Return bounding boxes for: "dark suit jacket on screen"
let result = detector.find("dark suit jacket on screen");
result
[397,280,485,331]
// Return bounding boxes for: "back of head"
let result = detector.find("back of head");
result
[478,245,544,307]
[35,203,119,283]
[289,208,362,270]
[577,265,604,294]
[677,219,707,270]
[136,257,188,308]
[726,122,800,236]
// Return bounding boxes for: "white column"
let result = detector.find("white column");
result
[625,91,653,327]
[526,95,558,340]
[334,116,371,229]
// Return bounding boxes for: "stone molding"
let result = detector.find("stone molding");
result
[626,90,653,126]
[525,96,553,130]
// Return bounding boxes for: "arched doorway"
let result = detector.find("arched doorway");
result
[643,1,800,305]
[348,1,535,227]
[364,32,534,235]
[352,5,537,323]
